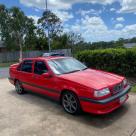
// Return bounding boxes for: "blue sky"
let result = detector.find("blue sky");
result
[0,0,136,42]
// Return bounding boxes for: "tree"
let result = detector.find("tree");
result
[0,5,37,52]
[23,18,37,50]
[38,10,63,51]
[115,38,124,48]
[9,7,36,61]
[51,33,69,49]
[0,5,18,51]
[0,5,10,43]
[67,32,84,46]
[35,28,48,50]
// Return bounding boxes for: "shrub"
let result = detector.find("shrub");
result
[76,48,136,77]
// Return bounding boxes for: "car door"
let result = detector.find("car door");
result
[31,60,60,99]
[17,60,34,91]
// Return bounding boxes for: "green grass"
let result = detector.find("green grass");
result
[131,85,136,93]
[0,62,18,68]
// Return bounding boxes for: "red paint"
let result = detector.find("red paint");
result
[9,57,130,115]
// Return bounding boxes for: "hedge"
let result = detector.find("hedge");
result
[76,48,136,77]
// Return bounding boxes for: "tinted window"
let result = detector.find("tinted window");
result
[34,61,48,75]
[21,60,33,73]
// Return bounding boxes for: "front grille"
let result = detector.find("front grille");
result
[113,82,123,94]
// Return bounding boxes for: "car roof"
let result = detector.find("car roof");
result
[22,56,70,61]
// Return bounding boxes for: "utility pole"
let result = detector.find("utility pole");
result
[45,0,51,53]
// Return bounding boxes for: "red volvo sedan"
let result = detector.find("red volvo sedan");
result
[9,56,131,115]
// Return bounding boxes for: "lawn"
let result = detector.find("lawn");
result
[131,85,136,93]
[0,62,18,68]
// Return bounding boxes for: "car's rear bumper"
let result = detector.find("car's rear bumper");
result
[80,85,131,114]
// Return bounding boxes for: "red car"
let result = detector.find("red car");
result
[9,56,131,115]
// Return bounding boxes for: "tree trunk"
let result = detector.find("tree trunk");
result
[19,43,23,62]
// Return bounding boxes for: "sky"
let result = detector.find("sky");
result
[0,0,136,42]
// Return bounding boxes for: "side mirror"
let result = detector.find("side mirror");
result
[42,73,52,78]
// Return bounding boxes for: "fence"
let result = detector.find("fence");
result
[0,49,72,63]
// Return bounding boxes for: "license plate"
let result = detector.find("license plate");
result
[120,95,127,103]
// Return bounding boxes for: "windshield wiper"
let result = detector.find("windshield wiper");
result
[82,67,88,71]
[64,70,81,74]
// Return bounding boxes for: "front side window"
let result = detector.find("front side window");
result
[48,58,87,75]
[20,60,33,73]
[34,61,48,75]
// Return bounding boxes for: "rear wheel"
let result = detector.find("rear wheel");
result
[15,80,25,94]
[61,91,81,115]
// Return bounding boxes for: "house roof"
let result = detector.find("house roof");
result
[124,43,136,48]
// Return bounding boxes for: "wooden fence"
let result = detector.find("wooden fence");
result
[0,49,72,63]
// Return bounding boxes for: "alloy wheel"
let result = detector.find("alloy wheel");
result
[15,81,25,94]
[62,92,79,114]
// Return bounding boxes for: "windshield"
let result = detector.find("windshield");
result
[48,58,87,75]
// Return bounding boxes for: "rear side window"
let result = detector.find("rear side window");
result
[20,60,33,73]
[34,61,48,75]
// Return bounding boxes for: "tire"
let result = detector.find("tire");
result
[61,91,81,115]
[15,80,25,94]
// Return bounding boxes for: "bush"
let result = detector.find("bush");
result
[76,48,136,77]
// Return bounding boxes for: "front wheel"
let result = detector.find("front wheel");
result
[61,91,81,115]
[15,80,25,94]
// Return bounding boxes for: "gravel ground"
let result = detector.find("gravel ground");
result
[0,79,136,136]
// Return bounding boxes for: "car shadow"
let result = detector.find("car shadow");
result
[8,89,130,129]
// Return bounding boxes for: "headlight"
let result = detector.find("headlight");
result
[94,88,110,97]
[123,79,127,86]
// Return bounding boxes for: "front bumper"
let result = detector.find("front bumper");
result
[80,85,131,114]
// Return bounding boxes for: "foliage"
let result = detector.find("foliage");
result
[0,4,136,53]
[0,5,37,52]
[0,4,14,50]
[67,32,84,45]
[33,28,47,50]
[38,10,63,38]
[131,85,136,93]
[51,32,84,50]
[9,7,36,55]
[76,48,136,77]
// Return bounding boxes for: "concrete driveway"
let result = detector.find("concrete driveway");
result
[0,79,136,136]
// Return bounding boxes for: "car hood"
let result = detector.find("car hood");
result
[59,69,124,90]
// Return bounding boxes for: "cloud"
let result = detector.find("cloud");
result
[115,23,124,29]
[110,8,116,12]
[34,8,40,12]
[111,17,125,24]
[65,16,136,42]
[20,0,116,10]
[65,16,108,41]
[119,0,136,13]
[116,17,125,22]
[29,9,73,24]
[28,15,40,24]
[20,0,136,13]
[77,9,102,16]
[20,0,71,10]
[53,10,73,22]
[21,0,136,42]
